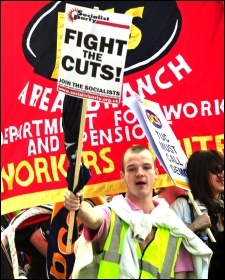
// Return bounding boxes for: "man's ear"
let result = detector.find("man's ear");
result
[120,171,125,181]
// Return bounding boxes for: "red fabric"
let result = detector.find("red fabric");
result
[1,1,224,214]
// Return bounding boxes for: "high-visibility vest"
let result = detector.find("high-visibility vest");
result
[97,210,182,279]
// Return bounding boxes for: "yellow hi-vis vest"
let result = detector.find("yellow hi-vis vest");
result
[97,210,182,279]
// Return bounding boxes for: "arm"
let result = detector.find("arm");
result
[64,190,103,230]
[171,197,211,232]
[187,213,211,232]
[29,228,48,257]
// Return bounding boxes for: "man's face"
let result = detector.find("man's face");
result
[120,149,158,198]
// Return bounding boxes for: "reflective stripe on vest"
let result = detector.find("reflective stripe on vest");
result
[99,210,181,279]
[140,235,180,278]
[102,209,122,263]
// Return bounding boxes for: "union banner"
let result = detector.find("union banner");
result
[1,1,224,215]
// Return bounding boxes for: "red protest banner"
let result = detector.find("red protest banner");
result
[1,1,224,215]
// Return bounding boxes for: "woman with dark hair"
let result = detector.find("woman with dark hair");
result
[171,150,224,279]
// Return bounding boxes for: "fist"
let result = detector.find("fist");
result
[64,190,83,211]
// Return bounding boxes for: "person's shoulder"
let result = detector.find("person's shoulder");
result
[153,196,169,206]
[170,195,189,208]
[173,194,189,203]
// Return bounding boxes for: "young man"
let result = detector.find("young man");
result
[65,145,212,279]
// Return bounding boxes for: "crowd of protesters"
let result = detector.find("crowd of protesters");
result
[2,147,223,279]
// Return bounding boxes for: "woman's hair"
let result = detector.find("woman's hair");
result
[186,150,224,222]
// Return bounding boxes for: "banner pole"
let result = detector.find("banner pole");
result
[187,190,216,242]
[66,98,88,252]
[66,6,99,252]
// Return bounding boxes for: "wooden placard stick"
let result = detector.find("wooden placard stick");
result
[187,190,216,242]
[66,98,88,252]
[66,5,99,253]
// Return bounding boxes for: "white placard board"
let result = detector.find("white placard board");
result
[58,4,132,104]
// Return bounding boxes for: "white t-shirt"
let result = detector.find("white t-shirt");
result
[170,196,207,226]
